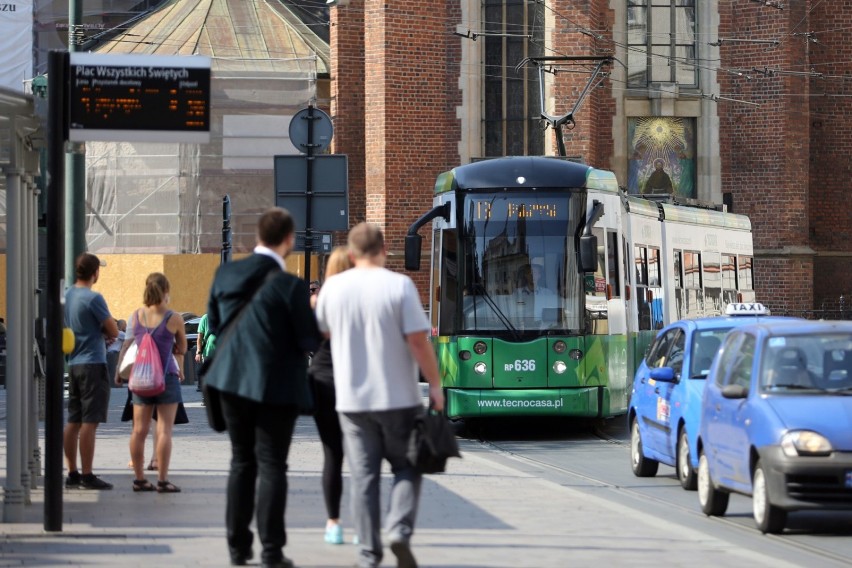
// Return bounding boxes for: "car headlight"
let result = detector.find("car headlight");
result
[780,430,833,457]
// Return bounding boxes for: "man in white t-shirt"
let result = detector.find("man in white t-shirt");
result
[316,222,443,568]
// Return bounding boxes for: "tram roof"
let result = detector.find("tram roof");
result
[435,156,619,194]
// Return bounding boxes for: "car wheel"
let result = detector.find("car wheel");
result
[698,451,729,516]
[753,461,787,534]
[630,418,659,477]
[677,428,697,490]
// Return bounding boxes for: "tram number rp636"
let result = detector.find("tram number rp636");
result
[505,359,536,372]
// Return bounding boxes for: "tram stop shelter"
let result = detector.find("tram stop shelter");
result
[0,85,45,523]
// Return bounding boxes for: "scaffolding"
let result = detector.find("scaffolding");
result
[82,0,328,254]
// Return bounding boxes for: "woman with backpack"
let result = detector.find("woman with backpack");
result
[115,272,187,493]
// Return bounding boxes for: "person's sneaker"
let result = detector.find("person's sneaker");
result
[65,471,82,488]
[80,473,113,490]
[324,524,344,545]
[390,540,417,568]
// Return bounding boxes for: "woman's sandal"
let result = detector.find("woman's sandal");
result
[146,461,158,471]
[157,480,181,493]
[133,479,156,492]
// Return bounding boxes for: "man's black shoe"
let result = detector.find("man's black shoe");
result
[80,473,113,490]
[261,558,294,568]
[65,471,82,488]
[229,548,253,566]
[390,540,417,568]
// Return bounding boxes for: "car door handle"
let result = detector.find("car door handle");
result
[715,404,721,412]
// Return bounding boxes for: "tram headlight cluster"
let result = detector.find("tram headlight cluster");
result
[552,360,567,374]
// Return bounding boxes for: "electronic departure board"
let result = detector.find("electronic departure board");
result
[69,53,211,143]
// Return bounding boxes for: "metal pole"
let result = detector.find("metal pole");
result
[20,170,32,503]
[27,175,40,492]
[221,195,231,265]
[45,50,69,532]
[304,105,314,283]
[2,159,25,522]
[65,0,86,284]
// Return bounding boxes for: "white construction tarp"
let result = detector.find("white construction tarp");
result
[0,0,32,91]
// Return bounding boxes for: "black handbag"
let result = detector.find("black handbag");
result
[407,408,462,474]
[203,383,227,432]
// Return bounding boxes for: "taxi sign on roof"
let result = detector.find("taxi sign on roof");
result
[726,302,769,316]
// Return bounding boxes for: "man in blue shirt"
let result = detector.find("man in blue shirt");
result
[64,253,118,490]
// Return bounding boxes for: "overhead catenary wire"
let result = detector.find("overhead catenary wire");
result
[79,0,851,102]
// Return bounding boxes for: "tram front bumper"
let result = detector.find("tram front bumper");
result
[446,387,600,419]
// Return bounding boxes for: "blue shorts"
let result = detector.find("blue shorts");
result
[132,373,183,406]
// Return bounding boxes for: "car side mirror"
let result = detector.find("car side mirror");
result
[404,234,423,271]
[721,384,749,399]
[649,366,677,382]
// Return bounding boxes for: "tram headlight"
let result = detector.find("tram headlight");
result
[473,341,488,355]
[474,361,487,375]
[553,341,567,354]
[459,350,472,361]
[553,360,567,374]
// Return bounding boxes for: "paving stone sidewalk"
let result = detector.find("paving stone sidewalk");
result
[0,386,801,567]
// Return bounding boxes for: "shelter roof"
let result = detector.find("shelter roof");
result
[93,0,329,76]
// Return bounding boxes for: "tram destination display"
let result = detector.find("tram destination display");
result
[69,53,211,143]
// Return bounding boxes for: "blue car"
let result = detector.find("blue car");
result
[629,303,795,490]
[697,320,852,533]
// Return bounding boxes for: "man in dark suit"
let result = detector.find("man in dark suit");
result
[204,207,319,568]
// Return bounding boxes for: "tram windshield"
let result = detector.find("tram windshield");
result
[460,191,585,334]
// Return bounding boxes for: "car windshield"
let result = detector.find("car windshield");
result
[760,332,852,393]
[690,328,730,378]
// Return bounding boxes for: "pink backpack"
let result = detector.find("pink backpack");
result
[128,314,166,397]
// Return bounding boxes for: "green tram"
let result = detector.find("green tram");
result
[405,157,755,420]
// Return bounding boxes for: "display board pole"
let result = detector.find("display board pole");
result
[45,50,69,532]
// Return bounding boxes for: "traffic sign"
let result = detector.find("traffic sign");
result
[274,154,349,231]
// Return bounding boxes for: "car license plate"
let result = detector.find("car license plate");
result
[846,471,852,489]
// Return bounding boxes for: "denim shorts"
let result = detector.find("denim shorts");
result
[132,373,183,406]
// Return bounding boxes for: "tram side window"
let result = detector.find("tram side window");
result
[737,255,755,302]
[635,245,662,330]
[673,249,685,319]
[681,251,703,319]
[673,250,683,289]
[703,252,722,315]
[634,245,648,286]
[721,254,738,306]
[683,251,702,289]
[647,248,660,287]
[438,230,459,335]
[586,228,609,335]
[607,231,620,297]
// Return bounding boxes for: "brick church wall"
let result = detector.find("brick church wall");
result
[717,1,814,312]
[331,1,850,311]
